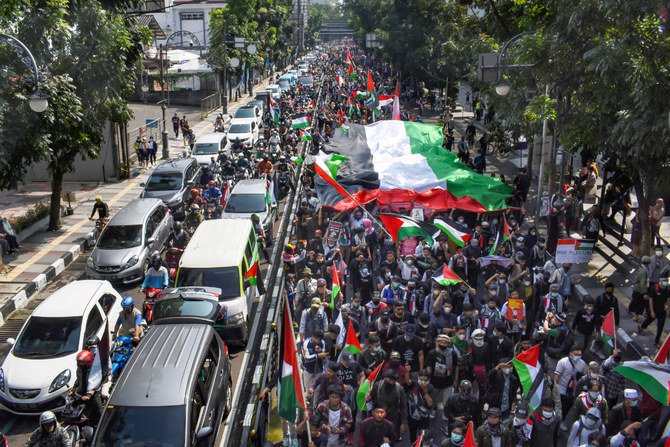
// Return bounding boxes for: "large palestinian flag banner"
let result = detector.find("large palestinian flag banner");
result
[314,121,512,212]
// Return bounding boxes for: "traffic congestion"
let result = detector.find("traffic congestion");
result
[1,40,669,447]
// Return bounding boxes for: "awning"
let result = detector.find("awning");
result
[136,15,166,40]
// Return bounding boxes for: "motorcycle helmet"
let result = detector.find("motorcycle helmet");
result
[189,188,199,196]
[121,296,134,308]
[190,204,200,212]
[85,335,100,349]
[76,350,95,369]
[208,180,216,188]
[150,251,162,268]
[40,411,57,432]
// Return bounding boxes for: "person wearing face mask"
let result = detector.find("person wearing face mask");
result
[565,379,609,431]
[430,293,458,337]
[380,251,400,277]
[406,280,426,317]
[549,263,579,307]
[638,274,670,345]
[630,256,651,322]
[480,296,503,336]
[554,346,588,419]
[476,407,513,447]
[648,245,669,287]
[575,361,602,395]
[469,329,492,392]
[485,272,511,303]
[489,322,514,365]
[374,309,398,355]
[606,389,641,436]
[510,253,531,289]
[525,227,538,249]
[529,398,560,447]
[349,293,368,337]
[456,303,479,337]
[449,246,468,282]
[369,369,409,440]
[540,284,564,322]
[382,275,407,306]
[485,358,520,418]
[350,251,374,303]
[399,254,420,282]
[416,312,434,357]
[529,237,548,269]
[566,407,605,447]
[505,402,533,447]
[392,324,425,378]
[407,369,435,441]
[358,335,387,376]
[432,236,451,266]
[452,326,474,381]
[517,274,537,332]
[426,334,459,421]
[366,291,388,324]
[538,312,572,375]
[382,351,409,387]
[416,246,435,276]
[594,283,620,328]
[501,291,526,344]
[571,296,598,351]
[462,237,482,286]
[446,379,481,427]
[441,422,466,447]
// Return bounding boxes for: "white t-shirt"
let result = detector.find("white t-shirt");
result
[327,408,341,447]
[555,357,587,395]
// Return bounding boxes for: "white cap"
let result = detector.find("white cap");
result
[472,329,485,339]
[624,389,639,399]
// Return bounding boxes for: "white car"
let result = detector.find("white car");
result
[266,84,281,100]
[0,280,122,415]
[231,106,262,129]
[227,121,259,147]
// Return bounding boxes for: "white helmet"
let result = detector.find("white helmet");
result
[40,410,57,428]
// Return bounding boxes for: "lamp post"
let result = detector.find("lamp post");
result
[159,43,169,159]
[0,33,49,112]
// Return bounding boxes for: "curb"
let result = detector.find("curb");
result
[0,239,88,324]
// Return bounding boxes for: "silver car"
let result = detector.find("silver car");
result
[220,179,278,246]
[86,199,173,284]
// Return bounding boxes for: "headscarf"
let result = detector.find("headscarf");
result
[362,218,374,236]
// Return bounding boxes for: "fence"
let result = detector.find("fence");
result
[200,92,221,119]
[124,118,166,167]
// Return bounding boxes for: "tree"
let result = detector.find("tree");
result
[305,6,326,47]
[0,0,148,230]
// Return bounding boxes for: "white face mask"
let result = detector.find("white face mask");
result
[514,417,526,426]
[656,250,663,257]
[542,410,554,419]
[473,339,484,347]
[457,334,466,340]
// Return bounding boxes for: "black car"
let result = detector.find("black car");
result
[140,157,201,212]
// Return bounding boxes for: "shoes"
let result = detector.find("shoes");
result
[7,249,16,255]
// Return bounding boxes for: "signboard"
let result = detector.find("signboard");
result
[410,208,424,221]
[478,52,499,82]
[555,239,595,264]
[401,238,418,256]
[145,118,159,128]
[327,220,343,241]
[506,298,525,319]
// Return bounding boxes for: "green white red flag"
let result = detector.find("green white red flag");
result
[366,69,375,92]
[614,360,670,405]
[379,213,435,244]
[654,333,670,365]
[290,115,310,129]
[314,152,350,198]
[345,50,351,64]
[434,217,472,247]
[339,319,362,359]
[512,344,546,411]
[600,309,616,353]
[331,263,341,309]
[431,264,463,287]
[356,361,384,410]
[489,214,511,255]
[464,421,476,447]
[278,300,306,422]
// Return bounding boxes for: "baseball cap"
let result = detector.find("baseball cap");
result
[310,297,321,307]
[404,324,416,333]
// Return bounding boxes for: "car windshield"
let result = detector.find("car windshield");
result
[153,297,219,321]
[224,193,266,214]
[97,225,143,249]
[94,405,185,446]
[145,172,182,191]
[228,123,251,134]
[13,316,81,358]
[278,80,290,89]
[176,267,241,299]
[193,143,219,155]
[299,77,313,85]
[235,108,256,119]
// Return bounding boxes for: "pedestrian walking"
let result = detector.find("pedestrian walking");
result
[171,112,180,138]
[649,198,665,246]
[147,135,157,166]
[137,137,148,169]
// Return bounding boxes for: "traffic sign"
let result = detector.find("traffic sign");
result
[234,37,245,48]
[230,57,240,68]
[247,44,257,54]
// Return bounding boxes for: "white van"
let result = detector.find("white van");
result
[174,219,260,345]
[192,132,228,166]
[266,84,281,100]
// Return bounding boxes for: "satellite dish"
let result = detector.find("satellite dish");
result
[247,44,257,55]
[230,57,240,68]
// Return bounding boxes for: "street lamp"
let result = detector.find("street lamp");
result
[0,33,49,112]
[494,79,511,96]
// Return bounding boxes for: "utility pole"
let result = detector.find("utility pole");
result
[221,27,228,114]
[159,44,169,159]
[536,83,550,218]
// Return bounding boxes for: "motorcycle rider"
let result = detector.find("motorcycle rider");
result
[172,223,189,249]
[84,335,109,391]
[202,180,222,201]
[221,159,236,178]
[256,156,273,176]
[142,252,169,292]
[185,203,203,230]
[199,166,214,189]
[113,296,143,343]
[208,156,220,177]
[71,350,104,427]
[214,114,224,132]
[187,188,204,208]
[26,411,69,447]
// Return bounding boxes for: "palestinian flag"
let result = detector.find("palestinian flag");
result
[300,130,312,142]
[243,249,259,286]
[356,361,384,410]
[293,155,304,165]
[434,217,472,247]
[614,360,670,405]
[392,94,401,120]
[379,213,436,244]
[314,152,351,198]
[654,333,670,365]
[290,115,310,129]
[331,263,341,308]
[378,94,394,107]
[347,63,356,79]
[489,215,511,255]
[269,97,280,126]
[278,301,306,422]
[512,344,546,411]
[337,109,344,127]
[464,421,476,447]
[432,264,463,287]
[576,240,594,251]
[339,319,362,359]
[347,97,355,117]
[366,69,375,92]
[600,309,616,354]
[413,432,424,447]
[345,49,351,64]
[313,121,511,212]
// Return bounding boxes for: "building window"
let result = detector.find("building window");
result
[180,12,204,21]
[144,0,165,11]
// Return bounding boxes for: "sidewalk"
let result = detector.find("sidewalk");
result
[0,77,275,325]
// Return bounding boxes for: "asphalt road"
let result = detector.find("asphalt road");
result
[0,195,289,445]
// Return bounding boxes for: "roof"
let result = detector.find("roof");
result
[230,179,266,195]
[179,219,252,269]
[110,199,163,226]
[34,280,105,317]
[153,157,196,173]
[110,324,212,407]
[195,133,226,144]
[135,15,166,40]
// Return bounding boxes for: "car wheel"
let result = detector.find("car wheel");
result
[223,377,233,419]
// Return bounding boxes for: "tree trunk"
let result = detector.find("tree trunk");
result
[634,176,652,256]
[48,169,64,231]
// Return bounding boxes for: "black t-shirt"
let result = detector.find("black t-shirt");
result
[426,348,458,389]
[392,335,424,371]
[337,362,363,388]
[390,312,414,335]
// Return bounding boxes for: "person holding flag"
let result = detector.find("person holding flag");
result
[529,398,560,447]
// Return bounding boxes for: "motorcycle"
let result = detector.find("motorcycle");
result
[111,335,134,379]
[277,171,290,199]
[203,200,221,220]
[165,247,184,280]
[142,287,163,323]
[62,395,94,446]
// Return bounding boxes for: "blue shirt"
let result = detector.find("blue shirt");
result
[142,266,168,289]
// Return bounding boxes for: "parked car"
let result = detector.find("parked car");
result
[231,106,262,129]
[247,99,266,115]
[140,157,201,211]
[265,84,281,100]
[0,280,122,415]
[298,75,314,86]
[226,122,259,147]
[92,323,232,447]
[220,179,277,246]
[191,133,229,167]
[151,287,222,324]
[86,199,173,284]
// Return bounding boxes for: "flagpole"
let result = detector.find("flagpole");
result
[612,307,617,351]
[284,299,311,444]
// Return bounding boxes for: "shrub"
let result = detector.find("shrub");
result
[10,202,51,234]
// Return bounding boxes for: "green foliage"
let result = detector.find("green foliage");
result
[311,3,343,20]
[10,201,50,234]
[305,6,326,47]
[523,94,555,126]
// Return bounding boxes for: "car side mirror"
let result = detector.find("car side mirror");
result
[146,237,156,246]
[196,427,214,440]
[140,182,146,187]
[6,338,15,346]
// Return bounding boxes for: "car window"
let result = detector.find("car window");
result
[200,345,218,391]
[190,384,205,437]
[84,306,104,340]
[186,164,196,181]
[245,239,253,265]
[145,212,158,239]
[98,294,116,315]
